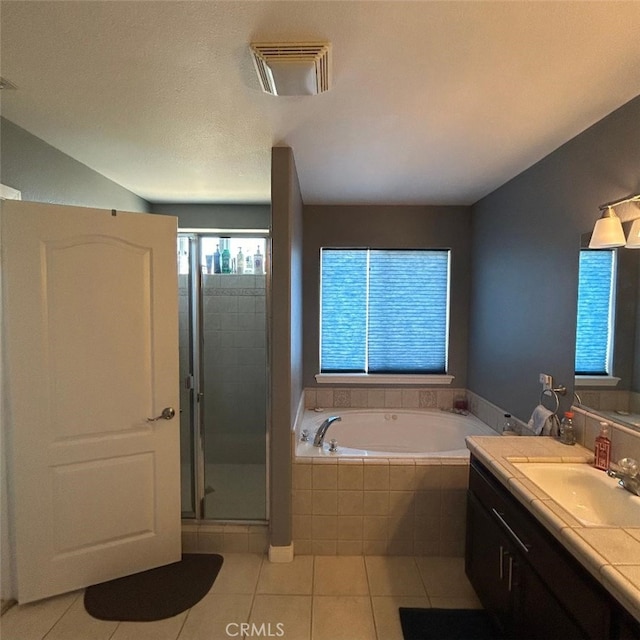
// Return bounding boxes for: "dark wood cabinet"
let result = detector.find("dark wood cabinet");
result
[466,456,639,639]
[466,491,514,634]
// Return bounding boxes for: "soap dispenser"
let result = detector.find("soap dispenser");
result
[594,422,611,471]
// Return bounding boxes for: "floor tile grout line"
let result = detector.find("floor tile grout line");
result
[414,556,433,607]
[310,555,316,639]
[174,606,191,640]
[363,555,381,640]
[41,590,83,640]
[106,617,121,640]
[244,553,265,625]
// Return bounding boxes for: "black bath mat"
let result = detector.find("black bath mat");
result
[84,554,223,621]
[399,608,503,640]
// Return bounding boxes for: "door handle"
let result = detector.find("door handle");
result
[147,407,176,422]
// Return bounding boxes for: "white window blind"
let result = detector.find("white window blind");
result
[320,249,450,374]
[575,249,615,375]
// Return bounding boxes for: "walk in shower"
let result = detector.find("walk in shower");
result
[178,233,269,522]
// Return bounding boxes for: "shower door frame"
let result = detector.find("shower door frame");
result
[180,231,271,524]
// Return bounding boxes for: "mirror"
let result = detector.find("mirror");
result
[575,222,640,430]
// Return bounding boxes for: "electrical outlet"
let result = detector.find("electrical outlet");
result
[539,373,552,388]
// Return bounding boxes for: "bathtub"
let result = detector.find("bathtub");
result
[296,407,498,458]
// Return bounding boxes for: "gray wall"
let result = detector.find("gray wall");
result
[0,118,149,212]
[303,205,472,388]
[269,147,304,548]
[468,95,640,421]
[150,202,269,230]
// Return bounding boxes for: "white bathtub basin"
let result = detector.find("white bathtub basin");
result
[512,462,640,527]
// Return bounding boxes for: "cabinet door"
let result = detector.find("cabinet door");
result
[466,492,514,634]
[516,563,586,639]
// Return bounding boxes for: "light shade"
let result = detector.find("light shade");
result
[589,207,626,248]
[626,218,640,249]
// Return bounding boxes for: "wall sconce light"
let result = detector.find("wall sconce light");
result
[626,218,640,249]
[589,193,640,249]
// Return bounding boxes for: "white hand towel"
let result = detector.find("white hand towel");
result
[528,404,555,436]
[542,414,560,437]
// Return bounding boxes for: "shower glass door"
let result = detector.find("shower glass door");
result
[178,236,196,518]
[178,233,268,522]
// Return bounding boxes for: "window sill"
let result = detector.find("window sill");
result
[575,375,621,388]
[314,373,455,385]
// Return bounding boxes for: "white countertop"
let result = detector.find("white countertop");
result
[466,435,640,623]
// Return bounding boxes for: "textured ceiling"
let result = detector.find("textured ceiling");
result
[2,1,640,205]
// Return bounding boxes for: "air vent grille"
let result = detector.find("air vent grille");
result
[250,42,331,96]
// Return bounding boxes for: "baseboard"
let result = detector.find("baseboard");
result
[268,543,294,563]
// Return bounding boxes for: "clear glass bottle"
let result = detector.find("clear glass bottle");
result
[559,411,576,445]
[244,252,254,274]
[503,413,517,434]
[213,244,221,273]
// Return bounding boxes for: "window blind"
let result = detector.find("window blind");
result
[575,250,615,375]
[320,249,450,374]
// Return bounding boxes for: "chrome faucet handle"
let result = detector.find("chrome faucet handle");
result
[300,429,310,442]
[329,439,338,453]
[618,458,639,477]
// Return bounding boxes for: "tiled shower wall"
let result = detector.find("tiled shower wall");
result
[202,274,267,465]
[180,273,269,466]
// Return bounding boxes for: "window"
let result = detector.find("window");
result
[320,249,450,375]
[575,249,616,375]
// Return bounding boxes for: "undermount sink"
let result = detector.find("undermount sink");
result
[512,462,640,527]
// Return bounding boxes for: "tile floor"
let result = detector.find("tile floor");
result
[0,554,481,640]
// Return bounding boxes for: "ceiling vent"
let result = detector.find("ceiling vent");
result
[250,42,331,96]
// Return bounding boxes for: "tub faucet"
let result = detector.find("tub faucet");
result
[607,458,640,496]
[313,416,342,448]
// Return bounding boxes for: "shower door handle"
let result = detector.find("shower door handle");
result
[147,407,176,422]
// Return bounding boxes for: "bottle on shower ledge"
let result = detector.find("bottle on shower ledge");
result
[221,244,231,274]
[236,247,244,274]
[253,246,264,274]
[213,244,221,273]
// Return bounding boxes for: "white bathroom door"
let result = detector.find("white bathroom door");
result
[2,200,181,603]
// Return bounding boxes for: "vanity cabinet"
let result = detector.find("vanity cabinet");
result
[466,456,640,639]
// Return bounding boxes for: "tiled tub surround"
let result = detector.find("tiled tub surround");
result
[466,435,640,623]
[294,388,499,556]
[304,387,468,413]
[292,458,470,556]
[302,387,529,435]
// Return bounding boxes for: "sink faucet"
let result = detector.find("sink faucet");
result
[313,415,341,447]
[607,458,640,496]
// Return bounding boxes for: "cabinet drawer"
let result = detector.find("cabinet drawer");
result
[469,458,610,638]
